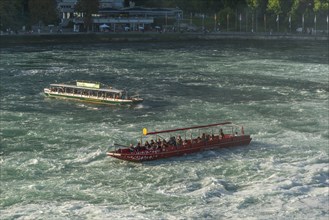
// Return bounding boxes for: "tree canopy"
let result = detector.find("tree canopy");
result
[0,0,27,30]
[28,0,58,26]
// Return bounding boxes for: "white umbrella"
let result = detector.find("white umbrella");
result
[100,24,109,28]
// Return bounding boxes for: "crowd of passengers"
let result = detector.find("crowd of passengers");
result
[50,87,124,99]
[128,129,230,152]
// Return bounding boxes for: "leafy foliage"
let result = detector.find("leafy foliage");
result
[0,0,27,30]
[28,0,58,25]
[314,0,329,12]
[267,0,282,14]
[247,0,261,9]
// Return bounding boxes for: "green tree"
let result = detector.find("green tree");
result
[267,0,283,31]
[247,0,261,32]
[175,0,198,13]
[0,0,27,31]
[247,0,260,9]
[314,0,329,12]
[218,6,234,30]
[75,0,99,32]
[290,0,316,29]
[28,0,58,26]
[267,0,282,14]
[290,0,315,15]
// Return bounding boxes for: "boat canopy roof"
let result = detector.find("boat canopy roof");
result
[145,122,233,135]
[50,83,123,94]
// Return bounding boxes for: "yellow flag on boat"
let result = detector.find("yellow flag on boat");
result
[142,128,148,135]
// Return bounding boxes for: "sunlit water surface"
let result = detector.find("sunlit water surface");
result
[0,40,328,219]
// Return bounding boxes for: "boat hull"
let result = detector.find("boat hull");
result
[107,135,252,162]
[44,91,143,105]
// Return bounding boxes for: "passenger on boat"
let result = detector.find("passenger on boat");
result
[129,144,135,152]
[157,138,162,146]
[177,135,183,146]
[220,129,225,139]
[135,142,141,151]
[140,144,146,151]
[161,139,168,148]
[144,141,151,149]
[150,139,156,147]
[167,137,175,146]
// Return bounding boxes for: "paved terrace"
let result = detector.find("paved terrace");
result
[0,31,328,46]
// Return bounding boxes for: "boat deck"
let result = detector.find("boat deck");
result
[45,90,134,103]
[107,134,252,162]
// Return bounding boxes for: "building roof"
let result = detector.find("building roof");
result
[99,6,182,15]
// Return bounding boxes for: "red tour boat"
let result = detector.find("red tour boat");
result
[107,122,252,162]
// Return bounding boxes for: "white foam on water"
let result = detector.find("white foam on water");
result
[1,42,328,219]
[68,148,104,165]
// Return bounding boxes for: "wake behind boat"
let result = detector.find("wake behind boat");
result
[107,122,252,162]
[44,80,143,105]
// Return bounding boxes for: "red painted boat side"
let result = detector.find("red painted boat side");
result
[107,134,252,162]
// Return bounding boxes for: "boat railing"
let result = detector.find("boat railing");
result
[111,143,130,151]
[48,90,131,101]
[109,123,249,155]
[115,133,252,155]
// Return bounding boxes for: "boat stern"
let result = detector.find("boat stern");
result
[106,152,122,157]
[132,97,144,104]
[44,88,51,96]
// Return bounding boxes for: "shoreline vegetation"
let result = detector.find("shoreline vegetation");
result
[0,32,328,46]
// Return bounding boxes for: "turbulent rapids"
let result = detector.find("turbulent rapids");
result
[0,40,328,219]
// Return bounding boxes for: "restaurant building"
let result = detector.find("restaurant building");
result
[57,0,182,32]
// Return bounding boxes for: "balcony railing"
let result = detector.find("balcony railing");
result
[74,17,154,24]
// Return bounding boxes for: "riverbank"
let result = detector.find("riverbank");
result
[0,32,328,46]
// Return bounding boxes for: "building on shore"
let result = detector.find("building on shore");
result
[57,0,76,26]
[57,0,124,26]
[57,0,182,32]
[77,6,182,32]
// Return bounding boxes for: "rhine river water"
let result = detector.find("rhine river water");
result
[0,39,328,219]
